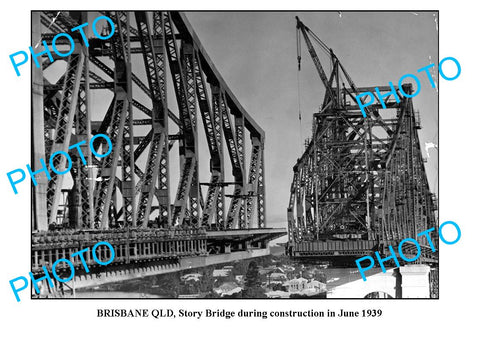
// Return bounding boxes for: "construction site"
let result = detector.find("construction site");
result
[287,16,439,264]
[30,11,438,298]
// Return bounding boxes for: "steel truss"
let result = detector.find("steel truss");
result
[288,17,438,259]
[31,11,266,269]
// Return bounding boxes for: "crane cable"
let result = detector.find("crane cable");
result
[296,27,303,152]
[296,21,340,152]
[305,26,330,55]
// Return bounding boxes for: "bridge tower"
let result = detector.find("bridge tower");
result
[31,12,283,292]
[287,17,438,262]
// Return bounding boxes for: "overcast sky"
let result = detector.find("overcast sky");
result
[44,11,438,229]
[185,11,439,227]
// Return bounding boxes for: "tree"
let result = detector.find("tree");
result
[245,261,261,288]
[242,261,266,298]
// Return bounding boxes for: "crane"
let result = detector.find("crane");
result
[296,16,392,134]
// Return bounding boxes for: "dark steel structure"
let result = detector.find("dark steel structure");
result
[287,17,438,261]
[31,11,281,282]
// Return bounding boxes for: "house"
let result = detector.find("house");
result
[283,277,309,292]
[235,275,244,284]
[265,290,291,298]
[306,280,326,292]
[214,282,241,296]
[269,272,287,283]
[213,269,230,277]
[180,273,202,282]
[283,278,326,295]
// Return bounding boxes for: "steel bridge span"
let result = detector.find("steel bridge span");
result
[31,11,285,295]
[287,17,438,265]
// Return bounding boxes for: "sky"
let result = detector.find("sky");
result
[42,11,439,229]
[184,11,439,228]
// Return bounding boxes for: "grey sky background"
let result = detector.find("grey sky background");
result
[185,11,439,227]
[44,11,439,229]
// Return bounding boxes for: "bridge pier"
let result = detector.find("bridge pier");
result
[399,265,431,298]
[328,264,433,298]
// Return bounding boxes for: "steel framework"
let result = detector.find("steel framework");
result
[31,11,270,273]
[287,17,438,260]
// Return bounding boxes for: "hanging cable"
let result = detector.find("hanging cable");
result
[305,26,330,55]
[297,27,301,71]
[297,64,303,153]
[296,25,304,152]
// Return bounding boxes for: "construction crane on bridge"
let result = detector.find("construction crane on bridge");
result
[288,16,438,263]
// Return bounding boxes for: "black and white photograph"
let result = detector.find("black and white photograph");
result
[28,11,438,299]
[0,1,477,338]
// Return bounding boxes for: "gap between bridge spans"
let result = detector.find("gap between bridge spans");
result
[356,221,461,281]
[9,241,115,302]
[355,56,461,118]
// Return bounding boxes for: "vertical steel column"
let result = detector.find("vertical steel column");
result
[32,12,48,231]
[94,12,129,229]
[245,136,261,228]
[47,52,84,225]
[211,86,225,230]
[76,12,94,229]
[193,49,221,230]
[154,12,171,229]
[182,42,200,229]
[257,140,266,229]
[164,12,196,229]
[120,12,136,230]
[135,11,168,229]
[221,93,243,230]
[235,116,246,229]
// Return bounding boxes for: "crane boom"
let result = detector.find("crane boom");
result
[296,16,393,135]
[296,16,336,107]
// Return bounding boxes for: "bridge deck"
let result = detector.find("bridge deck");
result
[32,228,286,276]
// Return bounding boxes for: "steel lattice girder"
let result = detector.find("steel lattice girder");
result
[32,11,266,234]
[287,83,437,251]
